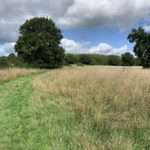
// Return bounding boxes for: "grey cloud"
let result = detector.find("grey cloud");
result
[58,0,150,28]
[0,0,73,43]
[0,20,18,44]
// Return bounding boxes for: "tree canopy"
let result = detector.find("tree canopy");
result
[107,55,122,66]
[122,52,134,66]
[128,27,150,68]
[15,17,65,68]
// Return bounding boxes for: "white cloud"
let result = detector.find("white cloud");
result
[0,43,15,56]
[61,38,83,53]
[61,38,128,55]
[109,45,128,56]
[143,25,150,32]
[0,0,73,43]
[89,43,112,54]
[89,43,128,55]
[0,39,128,56]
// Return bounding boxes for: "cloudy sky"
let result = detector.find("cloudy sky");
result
[0,0,150,56]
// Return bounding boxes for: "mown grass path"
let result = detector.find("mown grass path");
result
[0,73,44,150]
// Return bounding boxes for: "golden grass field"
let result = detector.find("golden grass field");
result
[0,68,41,82]
[0,66,149,149]
[33,66,150,149]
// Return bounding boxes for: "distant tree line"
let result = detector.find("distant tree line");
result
[64,53,141,66]
[0,52,141,69]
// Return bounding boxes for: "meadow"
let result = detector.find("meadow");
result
[0,66,150,150]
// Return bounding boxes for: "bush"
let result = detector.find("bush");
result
[108,55,122,66]
[0,57,10,69]
[64,54,135,67]
[64,54,79,65]
[78,54,96,65]
[0,55,26,69]
[122,52,134,66]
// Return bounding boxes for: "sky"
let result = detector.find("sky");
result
[0,0,150,56]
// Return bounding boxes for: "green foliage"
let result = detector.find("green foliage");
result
[122,52,134,66]
[7,54,25,67]
[128,27,150,68]
[134,58,142,66]
[107,55,122,66]
[78,54,96,65]
[64,54,115,66]
[89,54,108,65]
[64,54,79,65]
[0,53,141,69]
[15,17,65,68]
[0,54,26,69]
[0,57,10,69]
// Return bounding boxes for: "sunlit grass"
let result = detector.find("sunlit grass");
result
[0,68,42,83]
[32,66,150,150]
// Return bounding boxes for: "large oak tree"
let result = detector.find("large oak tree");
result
[128,27,150,68]
[15,17,65,68]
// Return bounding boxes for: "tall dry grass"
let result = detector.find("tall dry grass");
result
[0,68,41,82]
[33,66,150,150]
